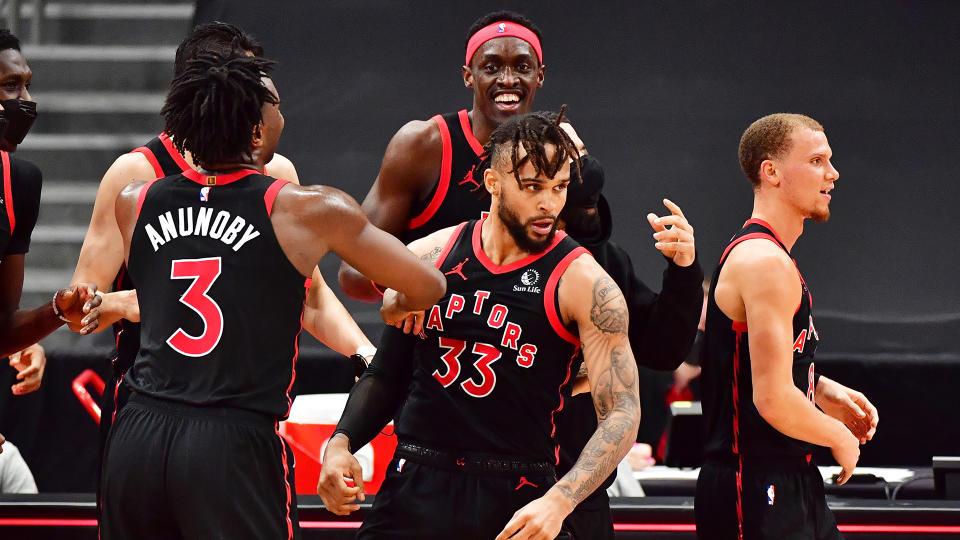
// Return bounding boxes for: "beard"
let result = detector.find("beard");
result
[497,196,557,254]
[810,205,831,223]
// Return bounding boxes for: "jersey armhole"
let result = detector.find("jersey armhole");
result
[2,151,13,233]
[544,247,591,346]
[408,115,452,230]
[264,179,291,217]
[130,147,165,179]
[135,180,157,220]
[718,233,804,317]
[434,222,468,270]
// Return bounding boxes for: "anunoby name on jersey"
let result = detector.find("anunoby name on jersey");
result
[143,206,261,252]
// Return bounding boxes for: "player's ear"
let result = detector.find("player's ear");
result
[462,65,474,89]
[483,168,499,197]
[251,123,264,148]
[537,63,545,88]
[759,159,780,187]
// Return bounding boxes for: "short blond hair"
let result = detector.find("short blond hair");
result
[739,113,824,188]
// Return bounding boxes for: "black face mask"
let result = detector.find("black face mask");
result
[0,99,37,145]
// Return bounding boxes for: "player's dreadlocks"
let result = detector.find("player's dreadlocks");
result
[476,106,582,195]
[161,52,278,170]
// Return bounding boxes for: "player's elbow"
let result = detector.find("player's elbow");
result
[337,261,382,303]
[753,389,785,425]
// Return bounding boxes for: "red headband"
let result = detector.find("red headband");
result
[465,21,543,66]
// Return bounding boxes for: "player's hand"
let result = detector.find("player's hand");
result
[380,289,426,336]
[816,378,878,444]
[10,343,46,395]
[0,432,4,454]
[495,491,572,540]
[647,199,695,268]
[317,434,365,515]
[57,283,102,334]
[831,429,860,485]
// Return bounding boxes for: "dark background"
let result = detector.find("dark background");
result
[3,1,958,492]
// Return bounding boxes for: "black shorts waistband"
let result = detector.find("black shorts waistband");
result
[395,442,554,476]
[127,392,277,431]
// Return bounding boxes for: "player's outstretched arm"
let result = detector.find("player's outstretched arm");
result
[272,184,445,312]
[338,120,442,301]
[73,153,156,292]
[303,266,375,357]
[497,256,641,540]
[731,241,861,484]
[0,256,101,356]
[317,325,418,514]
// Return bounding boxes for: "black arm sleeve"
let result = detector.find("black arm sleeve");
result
[334,325,417,452]
[5,158,41,256]
[623,249,704,371]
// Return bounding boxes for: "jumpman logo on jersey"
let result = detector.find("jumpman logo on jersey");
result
[459,164,480,187]
[515,476,539,490]
[444,258,469,280]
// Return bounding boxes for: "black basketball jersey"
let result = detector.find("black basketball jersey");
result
[124,168,306,419]
[403,110,489,243]
[396,217,590,464]
[702,219,820,459]
[112,134,193,373]
[0,151,18,257]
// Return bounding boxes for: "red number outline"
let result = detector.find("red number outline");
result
[434,336,465,387]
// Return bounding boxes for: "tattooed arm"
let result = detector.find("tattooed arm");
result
[496,255,641,540]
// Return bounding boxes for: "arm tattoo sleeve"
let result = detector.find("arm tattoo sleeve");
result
[554,275,641,508]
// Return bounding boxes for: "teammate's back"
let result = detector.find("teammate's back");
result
[128,169,304,418]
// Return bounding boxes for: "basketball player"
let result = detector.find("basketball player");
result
[318,111,641,540]
[339,11,549,299]
[64,22,375,452]
[0,29,100,360]
[98,53,445,539]
[694,113,878,539]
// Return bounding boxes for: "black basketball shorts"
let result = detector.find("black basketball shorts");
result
[99,392,301,540]
[695,455,841,540]
[358,442,572,539]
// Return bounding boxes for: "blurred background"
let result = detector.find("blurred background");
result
[0,0,957,492]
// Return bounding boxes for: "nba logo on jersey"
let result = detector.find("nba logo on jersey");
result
[199,187,210,202]
[767,484,776,505]
[397,458,406,472]
[498,23,506,33]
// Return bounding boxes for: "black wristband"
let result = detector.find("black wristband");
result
[349,354,369,379]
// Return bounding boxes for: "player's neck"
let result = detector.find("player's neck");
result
[468,108,497,146]
[479,213,532,266]
[197,159,262,176]
[750,199,804,251]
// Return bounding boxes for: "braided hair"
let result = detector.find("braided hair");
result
[476,106,582,195]
[161,52,278,170]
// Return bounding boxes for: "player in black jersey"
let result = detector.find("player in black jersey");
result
[0,29,100,361]
[99,53,445,539]
[695,113,879,540]
[319,111,641,540]
[59,23,376,481]
[339,11,553,300]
